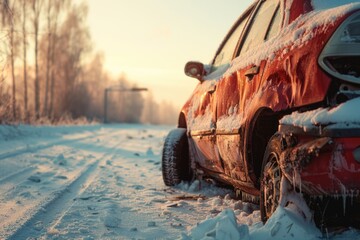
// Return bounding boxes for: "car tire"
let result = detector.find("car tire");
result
[162,128,192,186]
[260,133,283,222]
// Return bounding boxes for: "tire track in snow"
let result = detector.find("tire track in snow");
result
[0,159,96,240]
[6,160,100,240]
[0,130,108,161]
[5,136,125,240]
[0,145,92,200]
[0,166,37,195]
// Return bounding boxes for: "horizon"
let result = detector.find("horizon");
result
[87,0,254,109]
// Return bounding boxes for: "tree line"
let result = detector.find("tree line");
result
[0,0,178,125]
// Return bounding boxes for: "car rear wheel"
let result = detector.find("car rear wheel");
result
[260,134,282,222]
[162,128,192,186]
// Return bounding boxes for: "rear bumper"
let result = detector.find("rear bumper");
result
[279,125,360,196]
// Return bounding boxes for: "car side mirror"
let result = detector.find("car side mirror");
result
[184,61,206,82]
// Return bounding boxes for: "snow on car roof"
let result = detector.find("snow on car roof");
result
[312,0,360,10]
[225,2,360,78]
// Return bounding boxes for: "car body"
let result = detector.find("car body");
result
[162,0,360,225]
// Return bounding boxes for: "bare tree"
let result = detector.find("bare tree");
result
[22,0,28,122]
[82,52,109,120]
[0,0,177,125]
[1,0,20,121]
[1,0,9,25]
[49,0,69,119]
[32,0,42,119]
[0,0,10,122]
[55,3,90,118]
[42,0,51,116]
[8,0,17,120]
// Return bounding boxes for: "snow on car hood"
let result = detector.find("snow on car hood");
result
[280,97,360,130]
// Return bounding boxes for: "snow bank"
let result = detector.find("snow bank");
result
[182,207,321,240]
[280,97,360,129]
[250,207,321,240]
[182,209,250,240]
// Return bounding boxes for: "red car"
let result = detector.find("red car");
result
[162,0,360,227]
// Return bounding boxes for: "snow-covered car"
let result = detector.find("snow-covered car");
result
[162,0,360,227]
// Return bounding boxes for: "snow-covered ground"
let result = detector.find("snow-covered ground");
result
[0,124,359,239]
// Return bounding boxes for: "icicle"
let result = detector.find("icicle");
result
[340,183,347,215]
[295,170,302,194]
[279,176,290,207]
[292,170,296,190]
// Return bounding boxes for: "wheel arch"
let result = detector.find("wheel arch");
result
[245,107,280,188]
[177,111,187,129]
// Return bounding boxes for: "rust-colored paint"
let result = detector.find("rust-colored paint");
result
[216,134,247,182]
[178,0,359,196]
[215,73,240,121]
[288,0,313,24]
[190,134,223,173]
[281,136,360,195]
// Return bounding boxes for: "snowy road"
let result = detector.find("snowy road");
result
[0,124,234,239]
[0,124,359,240]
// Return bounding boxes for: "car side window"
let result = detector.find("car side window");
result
[213,13,250,68]
[239,0,280,56]
[265,5,281,40]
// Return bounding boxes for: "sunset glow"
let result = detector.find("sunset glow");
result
[87,0,254,108]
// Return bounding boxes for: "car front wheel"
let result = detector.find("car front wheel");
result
[162,128,192,186]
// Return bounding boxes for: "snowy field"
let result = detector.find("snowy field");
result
[0,124,359,240]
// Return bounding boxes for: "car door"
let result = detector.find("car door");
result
[215,0,282,183]
[188,79,220,173]
[188,5,254,174]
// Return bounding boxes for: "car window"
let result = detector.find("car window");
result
[265,5,281,40]
[213,13,250,68]
[239,0,280,56]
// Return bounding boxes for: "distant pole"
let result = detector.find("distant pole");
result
[103,86,148,124]
[104,88,109,123]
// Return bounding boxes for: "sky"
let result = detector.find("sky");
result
[86,0,254,109]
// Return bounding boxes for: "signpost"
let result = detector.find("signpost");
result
[103,87,148,123]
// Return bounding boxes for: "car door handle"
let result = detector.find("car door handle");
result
[207,85,216,94]
[245,66,260,80]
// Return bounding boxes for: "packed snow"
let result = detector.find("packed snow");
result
[280,97,360,130]
[0,124,359,239]
[216,105,243,132]
[188,106,215,132]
